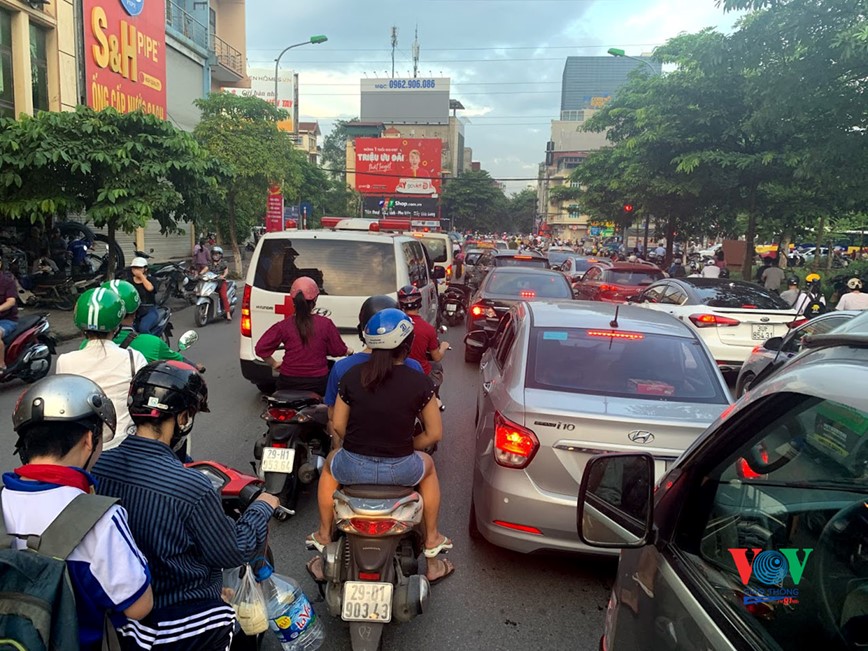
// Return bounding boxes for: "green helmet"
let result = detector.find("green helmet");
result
[101,279,141,315]
[73,287,126,333]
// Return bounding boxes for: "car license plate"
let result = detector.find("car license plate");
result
[260,447,295,474]
[751,324,774,340]
[341,582,393,622]
[445,303,456,313]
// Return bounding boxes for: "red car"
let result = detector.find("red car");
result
[572,262,665,303]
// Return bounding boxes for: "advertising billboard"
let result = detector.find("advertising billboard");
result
[84,0,167,118]
[354,138,442,196]
[222,68,295,131]
[360,77,450,125]
[362,196,439,220]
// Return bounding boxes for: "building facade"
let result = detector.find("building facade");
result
[561,55,661,113]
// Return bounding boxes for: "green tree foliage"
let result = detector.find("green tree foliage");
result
[320,119,357,180]
[194,93,300,274]
[440,170,508,232]
[504,188,538,234]
[0,107,219,274]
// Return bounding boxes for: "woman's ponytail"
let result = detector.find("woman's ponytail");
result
[293,291,314,345]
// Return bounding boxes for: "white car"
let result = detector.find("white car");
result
[631,278,798,372]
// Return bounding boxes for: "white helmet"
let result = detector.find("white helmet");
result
[705,259,716,266]
[130,257,148,268]
[847,277,863,290]
[211,246,223,256]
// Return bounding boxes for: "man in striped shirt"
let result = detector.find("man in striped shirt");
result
[93,361,279,650]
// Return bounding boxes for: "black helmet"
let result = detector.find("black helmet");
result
[787,276,799,286]
[397,284,423,311]
[358,295,399,342]
[128,361,209,419]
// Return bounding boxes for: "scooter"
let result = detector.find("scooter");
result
[440,284,470,327]
[134,304,174,347]
[0,313,55,384]
[252,390,330,520]
[195,271,237,326]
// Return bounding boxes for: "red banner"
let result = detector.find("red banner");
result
[266,185,284,232]
[354,138,442,196]
[84,0,167,118]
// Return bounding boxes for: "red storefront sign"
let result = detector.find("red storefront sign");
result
[265,185,284,232]
[84,0,167,118]
[354,138,442,196]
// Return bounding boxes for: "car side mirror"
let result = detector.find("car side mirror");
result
[626,295,641,303]
[577,453,654,548]
[763,336,783,351]
[464,330,489,351]
[178,330,199,351]
[431,266,446,280]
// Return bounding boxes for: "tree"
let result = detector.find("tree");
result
[194,93,298,275]
[440,170,508,232]
[505,188,538,233]
[320,119,357,180]
[0,107,219,275]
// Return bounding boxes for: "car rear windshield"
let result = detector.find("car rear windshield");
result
[494,256,548,268]
[692,284,790,309]
[547,251,572,266]
[602,269,664,285]
[527,328,727,403]
[486,271,571,299]
[253,238,396,296]
[417,237,447,263]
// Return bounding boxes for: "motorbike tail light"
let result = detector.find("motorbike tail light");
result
[267,407,297,422]
[688,313,741,328]
[269,441,288,449]
[349,518,398,536]
[241,285,252,337]
[358,572,381,581]
[493,412,539,469]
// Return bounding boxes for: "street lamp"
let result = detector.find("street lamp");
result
[274,34,328,111]
[607,48,659,76]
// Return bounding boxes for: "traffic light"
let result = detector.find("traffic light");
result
[623,204,634,214]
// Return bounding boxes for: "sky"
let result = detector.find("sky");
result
[244,0,743,194]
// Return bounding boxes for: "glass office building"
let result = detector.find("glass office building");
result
[560,56,662,113]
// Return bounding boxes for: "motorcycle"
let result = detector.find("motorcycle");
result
[313,484,430,651]
[440,283,470,327]
[134,303,175,346]
[134,250,198,306]
[195,271,237,326]
[0,313,55,384]
[252,390,330,520]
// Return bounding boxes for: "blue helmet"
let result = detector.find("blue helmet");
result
[363,308,414,350]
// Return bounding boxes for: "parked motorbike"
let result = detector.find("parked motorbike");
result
[195,271,237,326]
[440,283,470,326]
[252,390,330,520]
[0,313,55,384]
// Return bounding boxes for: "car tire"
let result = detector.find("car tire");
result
[464,347,480,364]
[468,497,482,541]
[736,371,756,397]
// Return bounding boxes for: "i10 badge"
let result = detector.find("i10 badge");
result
[120,0,144,16]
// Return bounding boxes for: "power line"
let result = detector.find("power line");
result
[246,42,662,53]
[246,57,624,65]
[294,81,563,86]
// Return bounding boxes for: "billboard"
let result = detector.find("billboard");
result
[362,196,439,220]
[84,0,167,117]
[222,68,295,131]
[354,138,442,196]
[360,77,450,125]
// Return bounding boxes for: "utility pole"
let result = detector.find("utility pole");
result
[390,26,398,78]
[412,25,420,78]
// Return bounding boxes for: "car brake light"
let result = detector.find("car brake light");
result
[470,304,496,319]
[586,330,644,340]
[599,284,615,293]
[514,255,533,260]
[741,304,757,309]
[358,572,381,581]
[471,304,484,317]
[241,285,252,337]
[689,313,741,328]
[493,412,539,469]
[492,520,542,535]
[519,290,536,298]
[350,518,398,536]
[267,407,297,422]
[751,345,764,354]
[446,265,452,278]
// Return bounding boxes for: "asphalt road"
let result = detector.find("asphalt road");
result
[0,308,613,651]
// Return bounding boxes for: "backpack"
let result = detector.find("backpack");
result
[802,292,827,318]
[0,490,118,651]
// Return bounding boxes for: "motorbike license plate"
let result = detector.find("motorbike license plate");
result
[445,303,457,313]
[751,324,774,340]
[260,447,295,474]
[341,582,393,623]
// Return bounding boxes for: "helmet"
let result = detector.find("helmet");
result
[128,361,210,419]
[848,277,863,290]
[397,285,423,311]
[357,295,399,341]
[130,257,148,268]
[13,374,117,437]
[705,259,716,266]
[787,276,799,286]
[290,276,319,301]
[806,273,821,284]
[363,308,414,350]
[73,287,126,333]
[211,246,223,256]
[719,267,730,279]
[101,279,141,315]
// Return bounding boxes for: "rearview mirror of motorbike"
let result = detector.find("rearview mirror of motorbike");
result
[178,330,199,351]
[439,325,448,334]
[431,266,447,280]
[464,330,489,350]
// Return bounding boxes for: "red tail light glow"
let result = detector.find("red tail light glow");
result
[493,520,542,535]
[358,572,381,581]
[519,290,536,298]
[267,408,297,422]
[751,345,764,354]
[446,265,452,278]
[493,412,539,469]
[269,441,288,449]
[736,447,769,480]
[689,313,741,328]
[599,284,616,293]
[350,518,398,536]
[471,304,484,317]
[241,284,252,337]
[586,330,644,341]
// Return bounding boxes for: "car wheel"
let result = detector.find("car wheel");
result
[468,497,482,541]
[736,371,756,397]
[464,347,480,364]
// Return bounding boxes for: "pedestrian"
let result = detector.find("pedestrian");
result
[128,257,160,335]
[0,257,19,374]
[191,237,210,268]
[836,278,868,310]
[793,273,827,316]
[761,257,786,293]
[780,277,801,306]
[3,375,153,650]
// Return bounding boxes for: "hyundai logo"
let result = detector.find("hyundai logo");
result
[627,430,655,444]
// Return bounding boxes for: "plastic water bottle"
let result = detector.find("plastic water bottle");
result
[255,565,325,651]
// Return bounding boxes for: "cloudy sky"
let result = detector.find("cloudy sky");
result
[244,0,742,194]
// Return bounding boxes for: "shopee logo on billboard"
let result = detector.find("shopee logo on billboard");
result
[354,138,442,196]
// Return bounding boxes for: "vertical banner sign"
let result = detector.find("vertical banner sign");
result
[266,185,284,232]
[84,0,167,117]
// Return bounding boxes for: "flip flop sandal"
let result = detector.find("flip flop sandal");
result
[427,558,455,586]
[306,556,326,583]
[423,536,453,558]
[305,532,326,553]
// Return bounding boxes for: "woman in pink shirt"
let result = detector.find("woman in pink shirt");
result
[255,277,352,395]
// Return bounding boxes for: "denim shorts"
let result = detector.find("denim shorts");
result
[330,448,425,486]
[0,319,17,338]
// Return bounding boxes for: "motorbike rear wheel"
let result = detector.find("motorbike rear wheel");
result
[196,303,209,327]
[52,293,76,311]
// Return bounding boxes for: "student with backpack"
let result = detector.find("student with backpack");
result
[0,375,153,651]
[793,273,827,317]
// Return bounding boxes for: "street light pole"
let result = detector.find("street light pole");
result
[607,48,658,76]
[273,34,328,114]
